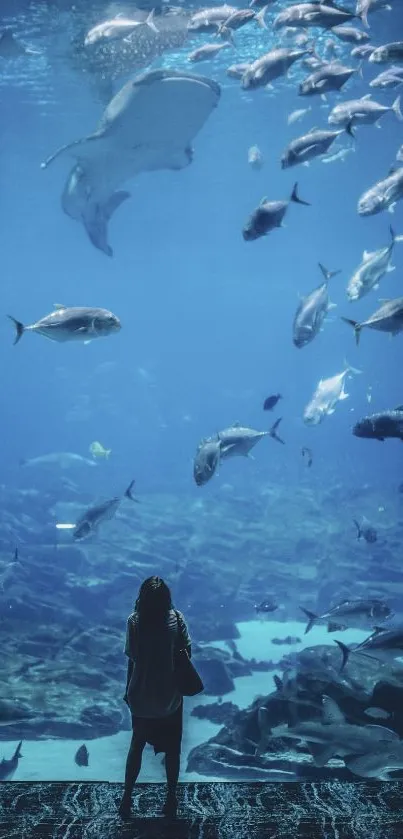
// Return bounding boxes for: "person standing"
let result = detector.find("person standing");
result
[118,576,191,819]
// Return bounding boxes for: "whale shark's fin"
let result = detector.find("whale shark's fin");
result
[83,191,131,257]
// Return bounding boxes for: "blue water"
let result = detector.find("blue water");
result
[1,0,403,784]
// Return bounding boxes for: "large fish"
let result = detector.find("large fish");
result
[241,47,308,90]
[58,481,138,540]
[293,263,340,348]
[8,304,121,344]
[358,167,403,216]
[328,94,402,127]
[342,297,403,343]
[356,0,393,30]
[346,226,402,301]
[281,125,354,168]
[42,70,220,256]
[369,41,403,65]
[0,742,23,781]
[336,626,403,670]
[193,437,221,486]
[274,3,358,31]
[303,362,360,425]
[300,599,392,634]
[217,419,285,457]
[299,62,357,96]
[353,407,403,441]
[243,182,310,240]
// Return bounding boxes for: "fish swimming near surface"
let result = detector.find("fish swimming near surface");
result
[303,361,361,425]
[281,124,354,168]
[243,182,310,240]
[263,393,282,411]
[369,41,403,65]
[218,419,285,456]
[241,47,309,90]
[193,437,222,486]
[84,12,158,47]
[41,70,220,256]
[301,598,391,634]
[8,304,121,345]
[0,742,23,781]
[346,226,403,301]
[293,263,340,348]
[58,481,138,540]
[353,518,377,542]
[274,3,358,31]
[356,0,392,30]
[187,5,237,33]
[357,167,403,216]
[336,626,403,670]
[74,744,89,766]
[352,407,403,441]
[328,94,402,128]
[342,296,403,344]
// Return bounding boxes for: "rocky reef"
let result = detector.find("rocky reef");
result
[0,480,402,755]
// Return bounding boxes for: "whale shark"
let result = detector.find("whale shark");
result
[42,69,220,255]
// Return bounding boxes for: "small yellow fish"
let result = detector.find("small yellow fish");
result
[89,441,111,459]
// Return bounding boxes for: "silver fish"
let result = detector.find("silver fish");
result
[274,4,357,31]
[357,166,403,216]
[369,42,403,65]
[345,746,403,780]
[84,12,158,47]
[342,297,403,343]
[336,626,403,669]
[248,145,264,170]
[241,47,308,90]
[356,0,392,29]
[187,5,237,33]
[299,62,357,95]
[193,438,221,486]
[218,419,285,457]
[346,226,402,301]
[242,182,310,240]
[300,599,392,634]
[281,125,354,168]
[8,305,121,345]
[293,263,340,348]
[303,362,360,425]
[226,62,251,79]
[217,7,268,33]
[70,481,138,540]
[287,106,311,124]
[369,66,403,89]
[331,25,370,44]
[329,93,402,127]
[188,42,231,62]
[21,452,97,469]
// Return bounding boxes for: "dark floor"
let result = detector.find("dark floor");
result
[1,781,403,839]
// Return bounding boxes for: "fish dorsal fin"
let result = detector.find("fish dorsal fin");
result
[259,196,268,206]
[53,302,66,310]
[361,94,372,100]
[322,695,344,725]
[362,250,374,262]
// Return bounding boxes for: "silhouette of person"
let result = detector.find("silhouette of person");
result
[118,576,191,819]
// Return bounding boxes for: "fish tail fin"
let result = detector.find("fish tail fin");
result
[269,417,285,445]
[84,191,130,258]
[359,7,369,28]
[146,9,159,33]
[255,5,268,29]
[125,480,139,502]
[334,639,350,672]
[353,518,362,539]
[345,119,356,139]
[290,182,310,206]
[318,263,341,282]
[341,317,361,346]
[300,607,318,635]
[343,356,362,375]
[7,315,25,345]
[15,741,23,759]
[273,674,283,691]
[392,95,403,121]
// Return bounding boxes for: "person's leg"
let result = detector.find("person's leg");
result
[162,746,180,817]
[118,734,146,817]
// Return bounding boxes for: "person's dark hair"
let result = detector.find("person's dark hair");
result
[134,576,173,624]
